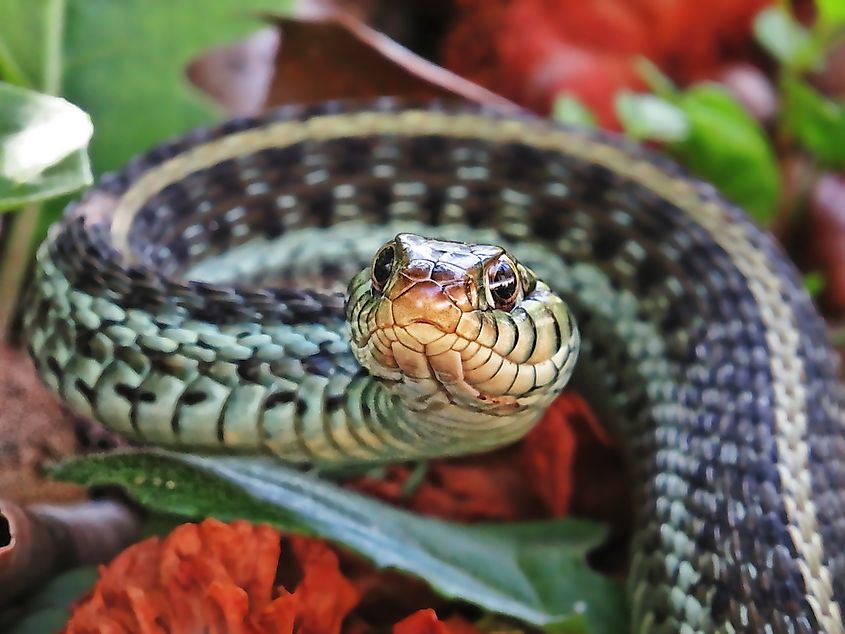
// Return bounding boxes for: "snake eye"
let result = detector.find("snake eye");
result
[371,244,396,294]
[486,258,520,310]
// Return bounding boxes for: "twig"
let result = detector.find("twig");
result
[0,498,140,606]
[0,204,41,339]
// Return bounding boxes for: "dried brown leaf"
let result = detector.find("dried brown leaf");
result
[263,11,518,109]
[187,28,281,118]
[807,172,845,314]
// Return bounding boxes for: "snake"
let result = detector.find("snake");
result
[21,100,845,633]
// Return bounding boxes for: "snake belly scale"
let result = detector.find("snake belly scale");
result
[23,101,845,633]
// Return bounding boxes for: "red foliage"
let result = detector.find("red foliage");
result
[442,0,773,126]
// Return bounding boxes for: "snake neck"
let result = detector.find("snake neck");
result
[266,371,548,464]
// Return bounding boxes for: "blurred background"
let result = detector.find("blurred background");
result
[0,1,844,631]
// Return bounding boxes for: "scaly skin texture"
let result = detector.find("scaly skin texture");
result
[23,101,845,633]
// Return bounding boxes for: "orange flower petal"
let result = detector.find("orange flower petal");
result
[65,519,288,634]
[393,609,482,634]
[286,535,361,634]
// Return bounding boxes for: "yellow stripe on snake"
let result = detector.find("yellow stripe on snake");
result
[23,101,845,633]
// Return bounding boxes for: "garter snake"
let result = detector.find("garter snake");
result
[22,101,845,633]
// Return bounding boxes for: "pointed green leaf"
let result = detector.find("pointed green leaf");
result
[553,95,597,128]
[52,450,627,633]
[634,57,677,99]
[781,77,845,168]
[616,92,689,142]
[753,7,822,70]
[672,84,780,224]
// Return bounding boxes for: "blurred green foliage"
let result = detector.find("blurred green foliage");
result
[6,567,98,634]
[671,85,780,223]
[0,0,286,210]
[610,68,780,224]
[782,76,845,169]
[553,94,598,128]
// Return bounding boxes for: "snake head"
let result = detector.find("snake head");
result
[346,233,579,428]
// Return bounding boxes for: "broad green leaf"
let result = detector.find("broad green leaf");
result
[0,1,53,89]
[553,95,597,128]
[616,92,689,142]
[672,84,780,224]
[53,450,627,633]
[753,7,821,70]
[0,82,92,211]
[781,77,845,168]
[0,0,286,178]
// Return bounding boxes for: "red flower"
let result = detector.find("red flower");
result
[64,519,359,634]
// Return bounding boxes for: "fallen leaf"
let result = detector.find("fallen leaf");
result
[187,28,281,117]
[265,11,518,109]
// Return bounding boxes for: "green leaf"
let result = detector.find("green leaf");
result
[0,82,92,211]
[804,271,826,297]
[0,1,53,89]
[53,450,627,633]
[616,92,689,142]
[817,0,845,28]
[0,0,286,177]
[634,57,677,99]
[553,95,597,128]
[753,7,822,70]
[20,567,99,612]
[781,77,845,168]
[7,567,98,634]
[672,84,780,224]
[7,609,71,634]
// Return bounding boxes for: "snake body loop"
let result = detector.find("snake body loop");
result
[23,101,845,633]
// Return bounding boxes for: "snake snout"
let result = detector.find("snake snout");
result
[389,281,463,333]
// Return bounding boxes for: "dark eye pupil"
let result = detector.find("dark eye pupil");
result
[372,245,395,292]
[489,261,518,307]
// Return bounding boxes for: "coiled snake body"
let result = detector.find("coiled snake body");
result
[23,101,845,632]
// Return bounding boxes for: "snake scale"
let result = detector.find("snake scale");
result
[22,100,845,632]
